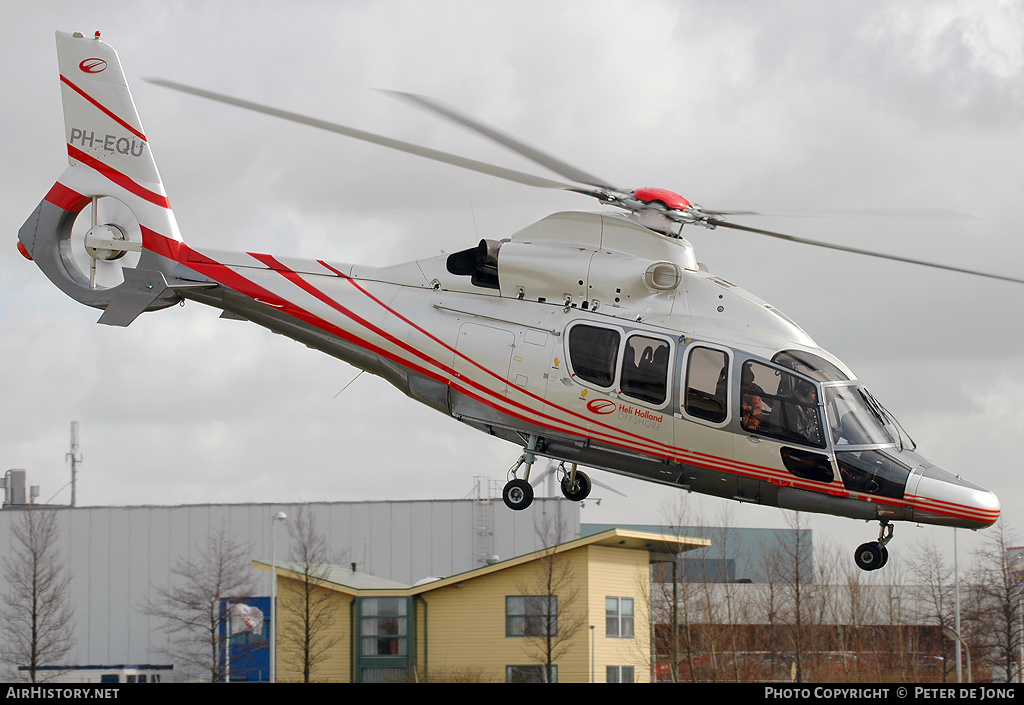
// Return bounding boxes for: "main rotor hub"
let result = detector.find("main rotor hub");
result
[632,187,692,211]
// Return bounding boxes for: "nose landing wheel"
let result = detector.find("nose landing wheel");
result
[502,478,534,510]
[854,521,893,571]
[503,434,540,510]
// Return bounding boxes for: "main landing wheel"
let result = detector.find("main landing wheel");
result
[560,470,592,502]
[854,541,889,571]
[503,479,534,511]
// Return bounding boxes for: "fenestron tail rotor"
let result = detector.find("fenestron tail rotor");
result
[71,196,143,290]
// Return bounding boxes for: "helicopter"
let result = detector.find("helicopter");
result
[18,31,1009,571]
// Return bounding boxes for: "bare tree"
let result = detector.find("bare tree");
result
[145,529,258,682]
[965,521,1023,682]
[278,507,342,683]
[650,496,699,682]
[0,508,75,682]
[753,540,785,680]
[511,516,586,682]
[908,538,957,682]
[877,562,914,682]
[776,511,816,682]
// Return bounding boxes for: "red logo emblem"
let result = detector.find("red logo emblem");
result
[79,58,107,74]
[586,399,617,415]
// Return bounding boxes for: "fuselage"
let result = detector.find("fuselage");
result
[21,174,999,531]
[159,210,998,530]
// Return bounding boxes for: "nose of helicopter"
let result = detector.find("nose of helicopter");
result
[911,465,1000,529]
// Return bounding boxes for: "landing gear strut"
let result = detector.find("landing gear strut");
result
[503,434,540,510]
[854,521,893,571]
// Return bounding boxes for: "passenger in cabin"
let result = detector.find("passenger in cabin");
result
[740,364,765,431]
[791,379,822,446]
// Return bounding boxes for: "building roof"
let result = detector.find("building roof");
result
[253,528,709,596]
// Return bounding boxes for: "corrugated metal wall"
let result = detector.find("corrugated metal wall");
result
[0,497,578,673]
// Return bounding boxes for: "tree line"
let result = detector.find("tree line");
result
[648,505,1023,683]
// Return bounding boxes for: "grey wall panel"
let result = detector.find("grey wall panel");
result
[0,498,579,678]
[367,503,394,578]
[411,501,441,579]
[389,503,412,580]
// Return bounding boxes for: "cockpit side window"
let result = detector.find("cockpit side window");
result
[568,325,620,388]
[620,334,669,405]
[684,346,729,423]
[740,360,825,449]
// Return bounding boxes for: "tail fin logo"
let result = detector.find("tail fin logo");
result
[79,58,107,74]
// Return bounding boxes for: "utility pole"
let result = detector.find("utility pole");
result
[66,421,82,507]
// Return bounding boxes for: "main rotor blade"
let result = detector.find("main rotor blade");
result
[147,79,596,195]
[702,208,977,220]
[711,219,1024,285]
[384,90,618,192]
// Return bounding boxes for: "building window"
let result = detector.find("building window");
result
[507,595,557,637]
[362,667,411,683]
[360,597,408,656]
[607,665,635,683]
[606,597,634,638]
[507,665,557,683]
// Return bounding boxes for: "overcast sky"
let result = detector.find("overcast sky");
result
[3,1,1023,573]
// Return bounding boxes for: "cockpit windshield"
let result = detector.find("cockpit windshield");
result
[824,384,914,449]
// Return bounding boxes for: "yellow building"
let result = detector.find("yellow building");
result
[255,528,708,683]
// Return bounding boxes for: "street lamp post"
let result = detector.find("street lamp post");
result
[590,624,595,683]
[942,626,972,684]
[270,511,287,683]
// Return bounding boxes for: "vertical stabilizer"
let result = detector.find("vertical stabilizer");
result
[56,31,165,193]
[18,32,193,326]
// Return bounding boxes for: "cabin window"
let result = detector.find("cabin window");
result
[740,360,825,449]
[684,346,729,422]
[824,385,899,447]
[780,447,835,483]
[568,325,620,388]
[836,449,910,499]
[772,349,849,382]
[620,335,669,405]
